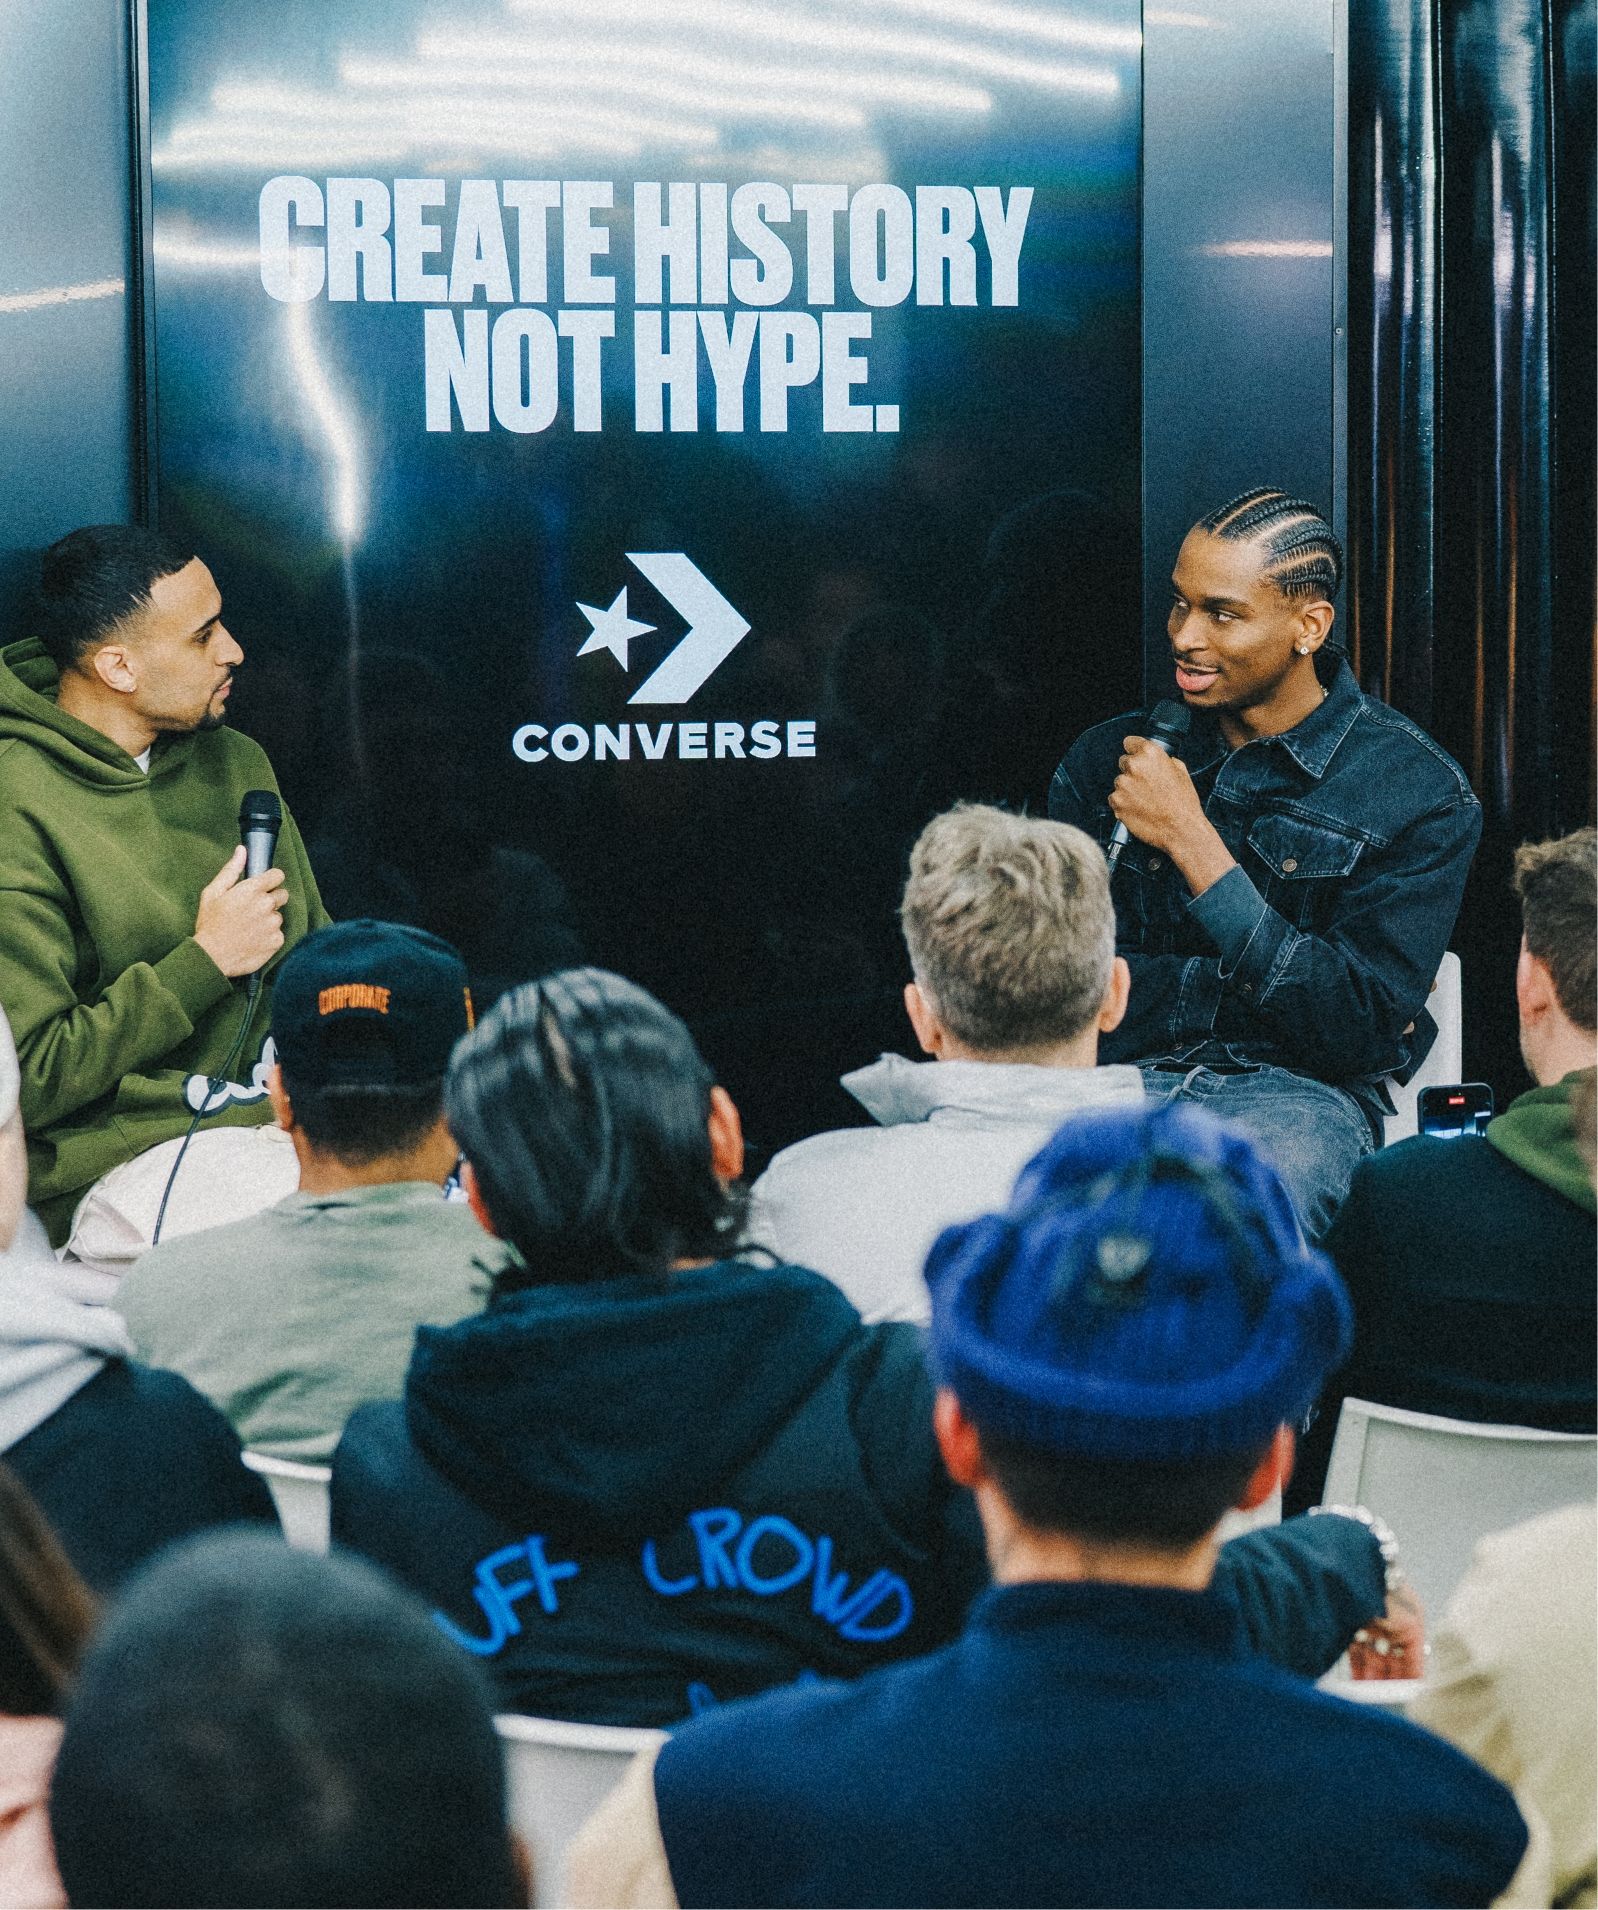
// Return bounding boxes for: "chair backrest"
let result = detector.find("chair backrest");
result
[1383,951,1463,1143]
[1322,1396,1598,1618]
[242,1451,332,1554]
[496,1714,666,1909]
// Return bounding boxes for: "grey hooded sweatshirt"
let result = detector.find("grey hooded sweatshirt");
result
[0,1225,133,1452]
[0,1217,273,1589]
[747,1055,1147,1322]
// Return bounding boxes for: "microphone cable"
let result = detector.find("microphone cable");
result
[150,972,261,1248]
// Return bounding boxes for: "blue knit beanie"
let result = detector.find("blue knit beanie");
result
[926,1102,1353,1461]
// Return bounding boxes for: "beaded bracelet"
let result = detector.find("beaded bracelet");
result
[1310,1503,1405,1594]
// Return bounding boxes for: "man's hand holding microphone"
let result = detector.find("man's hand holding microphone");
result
[1107,700,1237,898]
[193,848,286,979]
[192,791,287,980]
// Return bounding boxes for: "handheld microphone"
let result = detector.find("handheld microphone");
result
[154,791,284,1248]
[239,790,282,879]
[1106,700,1192,874]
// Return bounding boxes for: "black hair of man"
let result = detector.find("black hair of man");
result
[1198,488,1345,605]
[444,966,742,1289]
[47,1530,522,1910]
[279,1072,446,1165]
[978,1429,1272,1549]
[37,524,197,674]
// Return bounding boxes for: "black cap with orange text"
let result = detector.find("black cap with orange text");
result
[271,920,474,1088]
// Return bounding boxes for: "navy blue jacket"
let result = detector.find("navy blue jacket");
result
[333,1258,1389,1725]
[654,1578,1528,1909]
[1049,661,1480,1132]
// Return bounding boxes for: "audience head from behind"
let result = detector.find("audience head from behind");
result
[268,919,473,1194]
[48,1530,525,1910]
[1513,826,1597,1085]
[746,803,1147,1324]
[927,1101,1352,1581]
[444,966,745,1286]
[35,524,242,743]
[900,802,1129,1066]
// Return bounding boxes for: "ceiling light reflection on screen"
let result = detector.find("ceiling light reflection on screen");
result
[154,0,1128,174]
[414,34,998,111]
[285,300,365,545]
[342,56,873,129]
[499,0,1121,93]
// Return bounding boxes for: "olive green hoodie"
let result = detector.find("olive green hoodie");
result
[1486,1067,1598,1214]
[0,638,329,1243]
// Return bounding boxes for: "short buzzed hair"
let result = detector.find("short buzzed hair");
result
[900,804,1114,1053]
[1514,827,1597,1032]
[48,1531,519,1909]
[37,524,196,673]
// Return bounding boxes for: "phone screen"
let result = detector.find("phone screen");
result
[1418,1083,1494,1138]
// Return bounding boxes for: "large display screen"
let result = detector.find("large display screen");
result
[145,0,1142,1149]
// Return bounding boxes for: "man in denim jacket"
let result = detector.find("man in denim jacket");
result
[1049,488,1480,1236]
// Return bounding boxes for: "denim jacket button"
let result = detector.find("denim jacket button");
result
[1149,855,1163,870]
[1282,857,1298,873]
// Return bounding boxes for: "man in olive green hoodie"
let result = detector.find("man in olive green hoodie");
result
[0,525,328,1248]
[1290,825,1597,1509]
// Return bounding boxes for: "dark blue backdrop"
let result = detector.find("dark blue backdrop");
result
[145,0,1142,1152]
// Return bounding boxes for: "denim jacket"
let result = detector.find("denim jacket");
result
[1048,660,1481,1128]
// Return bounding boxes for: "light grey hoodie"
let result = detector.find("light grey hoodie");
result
[0,1223,131,1453]
[747,1055,1148,1323]
[0,1001,128,1450]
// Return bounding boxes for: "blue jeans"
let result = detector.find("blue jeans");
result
[1138,1063,1376,1242]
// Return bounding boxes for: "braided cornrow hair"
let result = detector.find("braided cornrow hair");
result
[1199,488,1345,604]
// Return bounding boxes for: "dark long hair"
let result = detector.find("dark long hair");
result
[444,968,743,1288]
[0,1460,96,1715]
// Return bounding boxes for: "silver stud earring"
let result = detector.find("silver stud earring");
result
[1295,644,1310,655]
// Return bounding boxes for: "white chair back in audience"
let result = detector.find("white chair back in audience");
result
[496,1713,666,1909]
[1321,1397,1598,1620]
[242,1451,332,1554]
[1382,952,1463,1143]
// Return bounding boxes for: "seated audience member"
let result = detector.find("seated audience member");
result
[749,804,1143,1322]
[0,1008,274,1590]
[47,1530,526,1908]
[0,1461,98,1909]
[1411,1501,1596,1910]
[334,971,1402,1726]
[0,525,328,1257]
[571,1103,1529,1910]
[1049,489,1481,1238]
[118,921,495,1460]
[1291,828,1597,1510]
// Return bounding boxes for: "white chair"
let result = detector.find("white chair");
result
[496,1714,665,1909]
[1383,952,1463,1143]
[1321,1397,1598,1622]
[242,1451,332,1554]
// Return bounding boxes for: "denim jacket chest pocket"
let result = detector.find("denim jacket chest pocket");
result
[1243,812,1369,931]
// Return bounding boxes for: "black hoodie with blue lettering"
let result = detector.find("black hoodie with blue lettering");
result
[331,1257,1390,1727]
[331,1259,988,1726]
